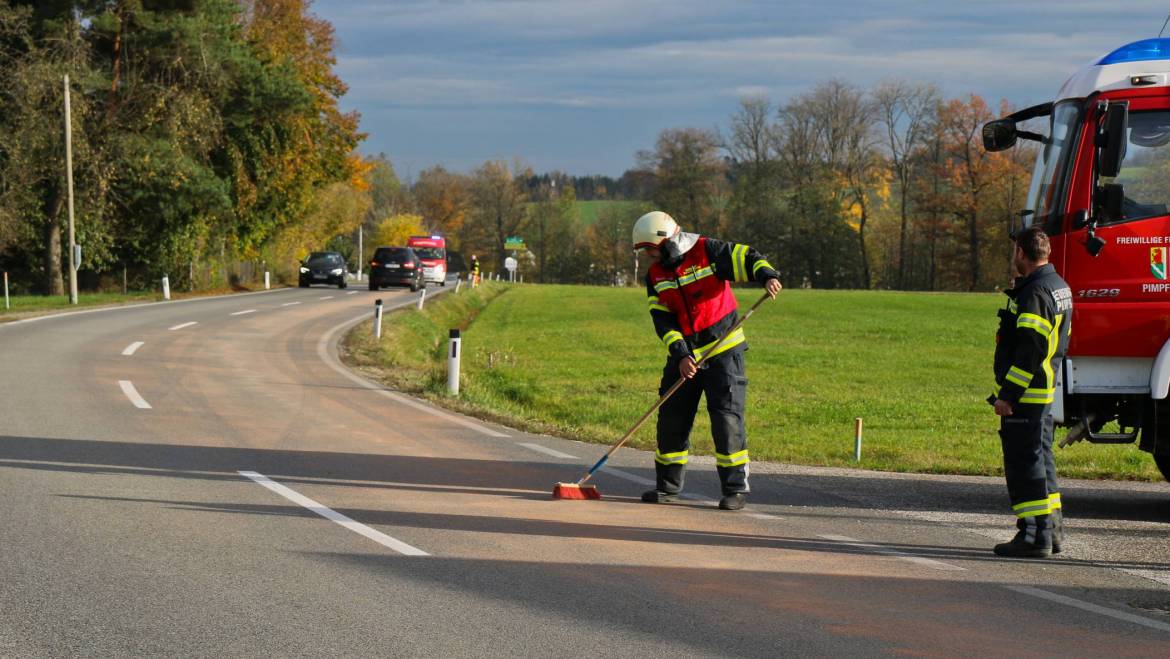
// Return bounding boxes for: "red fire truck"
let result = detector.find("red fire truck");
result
[406,235,448,286]
[984,38,1170,482]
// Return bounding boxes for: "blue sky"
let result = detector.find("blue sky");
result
[312,1,1170,178]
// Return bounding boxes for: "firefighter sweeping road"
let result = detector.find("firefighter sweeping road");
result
[1,284,1168,657]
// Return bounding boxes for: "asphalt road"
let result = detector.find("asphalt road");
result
[2,281,1168,657]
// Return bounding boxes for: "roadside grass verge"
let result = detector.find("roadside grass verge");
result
[342,284,1162,481]
[0,284,278,322]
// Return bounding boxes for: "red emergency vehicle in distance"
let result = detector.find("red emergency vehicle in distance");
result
[983,38,1170,482]
[406,235,447,286]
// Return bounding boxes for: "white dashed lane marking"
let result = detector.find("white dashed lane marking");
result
[230,309,256,316]
[121,341,144,356]
[169,322,197,330]
[118,380,152,409]
[517,443,578,460]
[281,301,301,307]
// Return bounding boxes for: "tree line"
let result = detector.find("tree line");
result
[0,0,364,294]
[370,81,1035,292]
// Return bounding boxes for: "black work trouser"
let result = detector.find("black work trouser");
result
[654,348,749,496]
[999,408,1059,542]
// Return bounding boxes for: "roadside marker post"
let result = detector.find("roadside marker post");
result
[854,417,863,462]
[162,275,171,301]
[417,287,426,310]
[264,271,270,290]
[3,271,8,310]
[374,299,383,339]
[454,277,462,294]
[447,329,461,396]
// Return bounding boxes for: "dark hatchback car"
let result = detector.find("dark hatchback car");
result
[369,246,424,292]
[299,252,349,289]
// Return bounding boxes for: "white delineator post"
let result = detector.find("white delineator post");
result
[447,329,461,395]
[264,271,270,290]
[162,275,171,301]
[454,277,462,294]
[3,271,9,310]
[417,287,426,310]
[374,298,383,339]
[854,417,863,462]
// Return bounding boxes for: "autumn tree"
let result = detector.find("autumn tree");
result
[638,127,727,236]
[467,160,529,271]
[873,80,939,288]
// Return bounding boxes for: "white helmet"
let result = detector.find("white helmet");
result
[632,211,679,250]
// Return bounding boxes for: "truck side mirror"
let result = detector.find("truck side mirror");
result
[982,120,1017,152]
[1098,104,1128,178]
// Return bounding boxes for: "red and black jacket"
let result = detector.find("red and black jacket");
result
[645,236,779,361]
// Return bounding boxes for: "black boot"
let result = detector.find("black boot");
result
[994,515,1052,558]
[718,493,746,511]
[641,489,679,504]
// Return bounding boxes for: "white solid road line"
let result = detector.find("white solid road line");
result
[230,309,257,316]
[239,471,428,557]
[819,534,966,571]
[517,443,578,460]
[281,301,301,307]
[169,321,198,331]
[317,312,510,438]
[118,380,152,409]
[121,341,144,356]
[1006,585,1170,634]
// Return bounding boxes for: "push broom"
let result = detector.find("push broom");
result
[553,291,772,500]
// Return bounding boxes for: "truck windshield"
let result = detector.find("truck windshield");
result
[412,247,444,260]
[1024,102,1080,231]
[1101,110,1170,224]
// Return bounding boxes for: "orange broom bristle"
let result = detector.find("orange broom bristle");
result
[552,482,601,500]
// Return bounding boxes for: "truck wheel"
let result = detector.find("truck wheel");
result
[1155,453,1170,483]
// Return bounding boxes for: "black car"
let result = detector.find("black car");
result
[369,246,424,292]
[299,252,349,289]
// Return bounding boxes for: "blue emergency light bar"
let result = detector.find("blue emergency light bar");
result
[1098,38,1170,65]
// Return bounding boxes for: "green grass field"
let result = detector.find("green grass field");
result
[343,284,1163,481]
[0,292,159,319]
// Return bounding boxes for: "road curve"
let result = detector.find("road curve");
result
[2,282,1169,657]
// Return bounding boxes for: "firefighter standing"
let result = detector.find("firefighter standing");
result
[633,211,781,511]
[470,254,480,286]
[992,226,1072,558]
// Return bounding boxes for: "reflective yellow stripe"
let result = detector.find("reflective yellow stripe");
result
[751,259,773,277]
[654,280,678,293]
[693,328,745,360]
[1048,492,1062,510]
[676,266,715,288]
[648,296,671,313]
[1005,366,1031,388]
[1019,389,1055,404]
[1007,299,1018,313]
[655,450,689,465]
[1013,498,1051,518]
[732,244,749,282]
[662,330,684,348]
[1017,312,1053,334]
[715,449,749,467]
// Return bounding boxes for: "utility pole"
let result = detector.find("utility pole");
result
[357,224,363,281]
[64,74,78,305]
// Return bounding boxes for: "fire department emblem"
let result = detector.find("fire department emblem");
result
[1153,247,1168,280]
